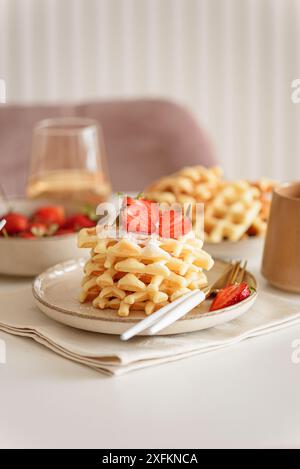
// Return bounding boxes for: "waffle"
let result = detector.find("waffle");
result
[145,165,223,205]
[145,166,277,242]
[204,181,261,242]
[246,178,277,237]
[78,228,214,317]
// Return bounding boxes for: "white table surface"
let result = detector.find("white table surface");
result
[0,263,300,449]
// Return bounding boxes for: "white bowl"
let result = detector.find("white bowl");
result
[0,198,89,276]
[204,237,265,262]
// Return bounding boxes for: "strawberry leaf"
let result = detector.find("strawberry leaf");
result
[47,223,59,236]
[80,203,99,221]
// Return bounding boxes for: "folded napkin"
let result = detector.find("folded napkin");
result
[0,285,300,375]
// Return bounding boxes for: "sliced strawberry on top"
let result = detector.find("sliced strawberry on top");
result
[1,212,29,235]
[159,210,192,239]
[124,196,137,207]
[125,196,154,210]
[122,196,192,238]
[209,282,251,311]
[122,197,159,234]
[32,205,65,226]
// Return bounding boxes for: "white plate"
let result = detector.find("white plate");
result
[204,237,265,261]
[32,258,258,336]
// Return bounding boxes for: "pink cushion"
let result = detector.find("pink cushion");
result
[0,99,216,196]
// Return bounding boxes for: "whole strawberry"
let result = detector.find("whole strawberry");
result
[32,206,65,226]
[1,213,29,235]
[62,214,96,231]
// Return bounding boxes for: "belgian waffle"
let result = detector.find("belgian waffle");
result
[145,166,277,242]
[78,228,213,317]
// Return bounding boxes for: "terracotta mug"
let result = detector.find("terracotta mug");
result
[262,182,300,293]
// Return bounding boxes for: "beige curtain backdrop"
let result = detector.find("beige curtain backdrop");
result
[0,0,299,182]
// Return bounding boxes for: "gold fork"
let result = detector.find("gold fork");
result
[145,261,249,336]
[204,260,248,299]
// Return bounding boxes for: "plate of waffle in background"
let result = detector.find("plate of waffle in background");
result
[144,165,278,260]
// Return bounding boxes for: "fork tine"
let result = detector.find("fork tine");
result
[237,260,247,283]
[230,263,241,284]
[227,260,241,284]
[227,263,236,284]
[227,261,236,284]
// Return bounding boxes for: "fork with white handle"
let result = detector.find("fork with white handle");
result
[148,260,246,335]
[121,261,246,340]
[0,219,6,232]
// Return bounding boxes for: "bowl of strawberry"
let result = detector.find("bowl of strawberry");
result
[0,198,96,276]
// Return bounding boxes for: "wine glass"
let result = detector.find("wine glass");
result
[26,117,112,205]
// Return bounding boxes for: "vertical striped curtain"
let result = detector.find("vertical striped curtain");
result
[0,0,299,182]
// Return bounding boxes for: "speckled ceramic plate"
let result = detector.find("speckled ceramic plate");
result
[32,258,258,336]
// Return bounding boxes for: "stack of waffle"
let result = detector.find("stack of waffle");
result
[78,228,214,317]
[145,165,223,205]
[145,166,277,242]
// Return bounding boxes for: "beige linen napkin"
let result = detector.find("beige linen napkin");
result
[0,286,300,375]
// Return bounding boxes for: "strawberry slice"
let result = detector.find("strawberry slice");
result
[122,196,192,238]
[1,213,29,235]
[159,210,192,239]
[209,282,251,311]
[122,197,159,234]
[125,196,154,210]
[32,206,65,226]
